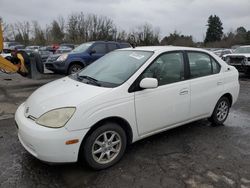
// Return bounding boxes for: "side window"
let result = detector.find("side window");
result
[211,58,221,74]
[107,43,118,52]
[142,52,185,86]
[188,52,212,78]
[92,44,106,54]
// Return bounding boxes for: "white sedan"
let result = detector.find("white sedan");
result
[15,46,239,169]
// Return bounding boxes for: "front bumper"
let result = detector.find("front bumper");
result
[229,64,250,73]
[45,61,67,74]
[15,103,88,163]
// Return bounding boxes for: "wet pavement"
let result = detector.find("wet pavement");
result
[0,73,250,188]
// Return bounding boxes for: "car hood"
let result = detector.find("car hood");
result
[24,77,111,118]
[223,53,250,58]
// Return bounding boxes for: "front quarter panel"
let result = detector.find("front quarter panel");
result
[65,84,139,142]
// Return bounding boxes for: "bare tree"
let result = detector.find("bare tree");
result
[32,21,46,45]
[14,21,30,45]
[131,23,160,46]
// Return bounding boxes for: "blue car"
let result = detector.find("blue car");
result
[45,41,131,75]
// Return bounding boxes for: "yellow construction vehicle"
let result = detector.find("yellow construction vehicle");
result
[0,23,43,78]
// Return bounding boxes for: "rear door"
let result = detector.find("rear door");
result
[186,51,224,119]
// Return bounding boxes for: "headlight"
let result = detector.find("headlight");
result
[57,54,68,61]
[245,57,250,65]
[36,107,76,128]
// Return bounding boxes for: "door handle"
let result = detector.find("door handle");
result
[179,88,189,95]
[217,81,223,85]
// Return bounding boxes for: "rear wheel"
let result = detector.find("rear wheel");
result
[209,97,230,126]
[68,63,84,75]
[80,122,127,170]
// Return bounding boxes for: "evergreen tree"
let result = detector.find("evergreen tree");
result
[204,15,223,43]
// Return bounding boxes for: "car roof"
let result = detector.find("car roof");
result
[90,41,129,44]
[118,46,211,53]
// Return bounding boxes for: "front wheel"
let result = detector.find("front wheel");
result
[68,63,84,75]
[209,97,230,126]
[80,123,127,170]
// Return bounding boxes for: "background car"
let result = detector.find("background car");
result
[45,41,131,75]
[25,46,40,52]
[222,45,250,74]
[3,41,21,49]
[213,49,232,58]
[35,46,56,63]
[9,44,25,51]
[60,43,75,49]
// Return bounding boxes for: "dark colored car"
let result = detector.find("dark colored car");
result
[10,45,25,50]
[45,41,131,74]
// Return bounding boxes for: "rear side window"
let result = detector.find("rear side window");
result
[92,44,106,54]
[187,52,220,78]
[107,43,118,52]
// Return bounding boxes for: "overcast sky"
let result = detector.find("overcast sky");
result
[0,0,250,41]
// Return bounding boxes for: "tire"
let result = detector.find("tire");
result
[68,63,84,75]
[80,122,127,170]
[208,97,230,126]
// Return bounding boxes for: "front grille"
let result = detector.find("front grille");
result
[46,56,58,63]
[45,63,54,69]
[229,57,244,64]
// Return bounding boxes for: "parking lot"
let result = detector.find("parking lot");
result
[0,73,250,188]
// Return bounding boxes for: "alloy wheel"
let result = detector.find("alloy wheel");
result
[91,131,122,164]
[216,100,229,121]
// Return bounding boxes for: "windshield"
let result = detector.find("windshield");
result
[71,42,93,53]
[234,46,250,54]
[72,50,153,87]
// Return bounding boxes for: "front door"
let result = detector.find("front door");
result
[134,52,190,136]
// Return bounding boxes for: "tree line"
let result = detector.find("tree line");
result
[1,13,160,46]
[204,15,250,48]
[1,13,250,48]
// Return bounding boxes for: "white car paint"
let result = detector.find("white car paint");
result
[15,46,239,163]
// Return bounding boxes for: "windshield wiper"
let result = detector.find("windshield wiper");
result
[77,74,101,86]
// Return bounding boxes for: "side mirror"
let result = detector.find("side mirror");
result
[90,49,96,55]
[139,78,158,89]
